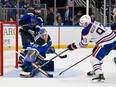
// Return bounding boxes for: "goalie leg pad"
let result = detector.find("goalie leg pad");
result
[20,68,39,78]
[40,60,54,71]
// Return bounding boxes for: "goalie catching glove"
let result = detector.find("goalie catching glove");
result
[67,43,77,51]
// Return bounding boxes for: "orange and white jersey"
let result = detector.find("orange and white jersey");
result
[76,21,116,48]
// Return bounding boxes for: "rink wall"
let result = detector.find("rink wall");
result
[3,26,110,50]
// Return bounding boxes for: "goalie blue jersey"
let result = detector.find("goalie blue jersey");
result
[24,41,52,63]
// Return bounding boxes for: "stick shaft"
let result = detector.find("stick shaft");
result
[59,54,92,75]
[54,52,67,58]
[40,49,68,68]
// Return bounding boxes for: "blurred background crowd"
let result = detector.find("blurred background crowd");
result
[0,0,116,26]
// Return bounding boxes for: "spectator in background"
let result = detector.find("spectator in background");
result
[21,0,30,9]
[54,8,61,25]
[46,8,54,25]
[3,1,12,21]
[9,17,14,22]
[55,15,63,26]
[113,2,116,22]
[74,10,83,25]
[90,13,96,21]
[54,8,61,18]
[0,2,3,8]
[63,5,72,25]
[3,0,11,8]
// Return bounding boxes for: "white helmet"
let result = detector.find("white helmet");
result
[79,15,91,27]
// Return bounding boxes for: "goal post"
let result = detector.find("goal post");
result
[0,22,18,76]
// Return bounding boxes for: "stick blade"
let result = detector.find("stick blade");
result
[60,55,67,58]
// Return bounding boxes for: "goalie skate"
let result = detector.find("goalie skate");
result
[20,71,32,78]
[92,74,105,83]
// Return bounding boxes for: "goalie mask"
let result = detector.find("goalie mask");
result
[39,28,48,42]
[79,15,91,28]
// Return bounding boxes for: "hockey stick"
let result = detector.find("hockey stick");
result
[31,63,53,77]
[54,52,67,58]
[30,49,68,76]
[5,43,67,59]
[58,54,92,75]
[5,43,68,77]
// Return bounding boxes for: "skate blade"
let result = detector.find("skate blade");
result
[87,75,96,78]
[92,79,106,83]
[20,74,32,78]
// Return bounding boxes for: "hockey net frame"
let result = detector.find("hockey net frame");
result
[0,22,18,76]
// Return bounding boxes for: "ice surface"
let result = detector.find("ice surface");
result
[0,48,116,87]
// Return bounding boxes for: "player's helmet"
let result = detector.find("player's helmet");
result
[39,28,47,35]
[79,15,91,27]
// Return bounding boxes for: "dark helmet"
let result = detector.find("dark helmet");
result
[33,4,40,10]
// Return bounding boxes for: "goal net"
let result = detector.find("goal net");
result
[0,22,18,76]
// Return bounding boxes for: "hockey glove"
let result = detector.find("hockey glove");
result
[68,43,77,51]
[34,25,41,36]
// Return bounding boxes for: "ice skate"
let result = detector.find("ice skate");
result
[87,71,95,77]
[113,57,116,65]
[20,71,33,78]
[92,74,105,83]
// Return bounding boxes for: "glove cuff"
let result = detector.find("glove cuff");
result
[71,43,77,50]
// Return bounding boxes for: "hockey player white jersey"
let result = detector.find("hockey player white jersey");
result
[76,21,116,48]
[67,15,116,82]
